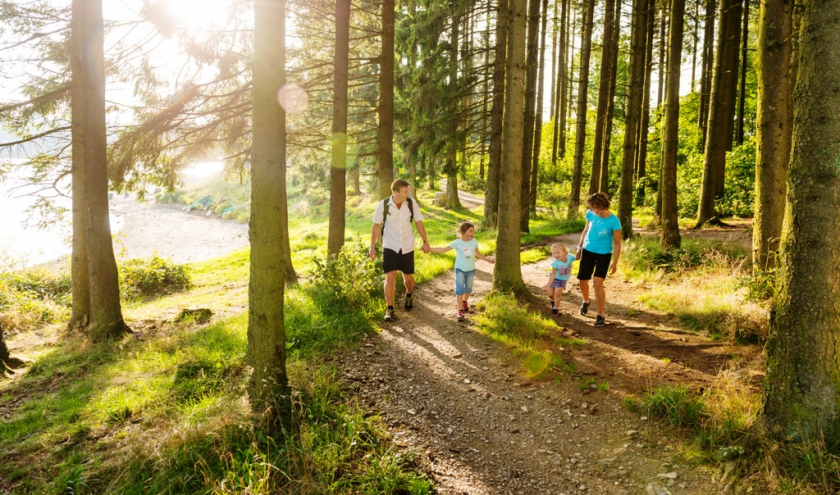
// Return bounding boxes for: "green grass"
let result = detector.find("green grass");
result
[473,292,579,377]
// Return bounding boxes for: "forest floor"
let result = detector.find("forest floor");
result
[337,222,762,494]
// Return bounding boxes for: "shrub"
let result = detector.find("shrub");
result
[310,242,382,309]
[0,268,71,331]
[641,385,706,430]
[120,256,191,298]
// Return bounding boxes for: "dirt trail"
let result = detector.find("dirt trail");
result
[338,230,761,494]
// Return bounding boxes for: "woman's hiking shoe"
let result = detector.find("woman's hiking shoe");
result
[384,307,395,321]
[551,307,559,316]
[594,314,605,326]
[457,310,465,322]
[579,301,590,315]
[404,293,414,311]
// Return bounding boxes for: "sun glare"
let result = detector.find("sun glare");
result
[162,0,234,30]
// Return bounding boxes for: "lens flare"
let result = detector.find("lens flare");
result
[277,84,308,115]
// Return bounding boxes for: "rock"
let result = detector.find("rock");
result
[464,378,471,384]
[646,482,673,495]
[657,472,677,480]
[626,430,640,439]
[452,353,463,359]
[407,409,417,415]
[521,406,529,413]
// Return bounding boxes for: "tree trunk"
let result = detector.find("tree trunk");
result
[550,0,559,122]
[698,0,716,129]
[480,5,491,180]
[660,0,685,248]
[377,0,395,199]
[73,0,128,341]
[657,3,668,107]
[520,0,541,231]
[735,0,749,145]
[249,0,292,432]
[762,0,840,443]
[328,0,351,257]
[446,10,464,210]
[636,0,656,208]
[530,0,550,214]
[695,0,742,227]
[752,0,791,270]
[691,0,700,90]
[562,2,577,161]
[589,0,618,195]
[484,0,508,228]
[618,0,651,239]
[552,0,569,165]
[567,0,596,218]
[68,0,90,331]
[494,0,528,294]
[599,0,622,194]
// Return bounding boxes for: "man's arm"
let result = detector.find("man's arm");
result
[370,224,380,260]
[415,220,431,253]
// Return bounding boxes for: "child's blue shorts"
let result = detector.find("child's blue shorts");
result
[455,268,475,295]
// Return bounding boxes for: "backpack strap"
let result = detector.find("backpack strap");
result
[380,197,415,236]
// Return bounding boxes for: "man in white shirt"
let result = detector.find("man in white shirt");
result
[369,179,431,321]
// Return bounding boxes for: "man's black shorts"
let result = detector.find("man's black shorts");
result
[577,248,612,280]
[383,248,415,274]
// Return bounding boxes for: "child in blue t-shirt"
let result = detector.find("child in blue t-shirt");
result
[428,221,495,321]
[542,243,576,316]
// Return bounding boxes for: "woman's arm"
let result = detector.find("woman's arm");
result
[576,221,590,254]
[610,230,622,275]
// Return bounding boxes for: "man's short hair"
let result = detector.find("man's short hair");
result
[391,179,410,192]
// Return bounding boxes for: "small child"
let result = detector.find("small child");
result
[428,221,495,321]
[542,243,576,316]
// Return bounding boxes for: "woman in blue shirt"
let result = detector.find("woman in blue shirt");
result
[574,193,622,327]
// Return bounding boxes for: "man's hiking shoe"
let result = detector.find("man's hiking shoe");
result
[594,314,605,327]
[551,307,559,316]
[457,310,465,322]
[462,301,470,313]
[384,307,395,322]
[579,301,590,315]
[404,294,414,311]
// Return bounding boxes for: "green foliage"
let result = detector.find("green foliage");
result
[641,385,706,430]
[120,256,192,298]
[310,242,382,309]
[0,268,71,331]
[739,267,777,302]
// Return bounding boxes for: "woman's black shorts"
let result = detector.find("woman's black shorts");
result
[577,248,612,280]
[383,248,415,274]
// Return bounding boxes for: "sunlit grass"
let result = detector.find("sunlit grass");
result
[473,292,580,378]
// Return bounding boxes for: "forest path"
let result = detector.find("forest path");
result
[338,228,760,494]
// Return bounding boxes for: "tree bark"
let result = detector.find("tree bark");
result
[599,0,622,194]
[735,0,749,145]
[328,0,351,257]
[446,10,464,210]
[530,0,550,214]
[552,0,569,165]
[698,0,715,129]
[695,0,742,227]
[657,2,668,107]
[484,0,508,229]
[494,0,528,294]
[480,5,491,180]
[249,0,292,432]
[589,0,618,195]
[550,0,559,122]
[618,0,651,239]
[762,0,840,443]
[691,0,700,90]
[567,0,596,218]
[636,0,656,208]
[660,0,685,248]
[377,0,395,199]
[73,0,129,341]
[520,0,541,231]
[68,0,90,331]
[752,0,791,270]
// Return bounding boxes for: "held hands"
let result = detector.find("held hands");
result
[421,241,431,254]
[486,256,496,264]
